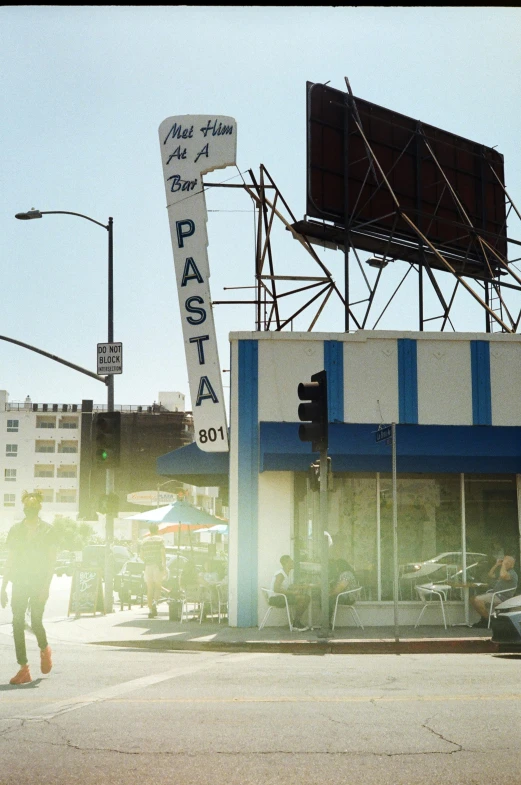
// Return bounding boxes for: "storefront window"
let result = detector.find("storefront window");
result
[294,472,378,597]
[380,473,461,600]
[294,471,519,603]
[464,475,518,561]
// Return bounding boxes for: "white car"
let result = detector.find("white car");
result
[400,552,488,583]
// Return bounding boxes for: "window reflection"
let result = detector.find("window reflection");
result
[294,471,519,602]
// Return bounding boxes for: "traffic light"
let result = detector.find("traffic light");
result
[93,411,121,466]
[298,370,328,451]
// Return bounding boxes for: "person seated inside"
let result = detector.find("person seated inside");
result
[470,554,518,628]
[269,555,310,632]
[328,559,359,625]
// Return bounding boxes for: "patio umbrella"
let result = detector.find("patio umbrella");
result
[126,501,226,526]
[127,501,227,551]
[196,524,229,534]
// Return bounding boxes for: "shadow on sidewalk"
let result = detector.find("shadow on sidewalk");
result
[84,607,497,654]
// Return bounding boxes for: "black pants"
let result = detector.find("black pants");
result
[11,583,49,666]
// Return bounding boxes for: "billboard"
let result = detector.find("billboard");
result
[305,82,507,276]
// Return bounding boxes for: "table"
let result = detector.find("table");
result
[447,581,488,626]
[294,583,321,629]
[308,583,322,629]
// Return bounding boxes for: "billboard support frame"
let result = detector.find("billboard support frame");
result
[204,78,521,333]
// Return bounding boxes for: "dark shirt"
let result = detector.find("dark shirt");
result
[490,569,518,597]
[6,518,58,586]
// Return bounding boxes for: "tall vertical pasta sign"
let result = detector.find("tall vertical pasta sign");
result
[158,115,236,452]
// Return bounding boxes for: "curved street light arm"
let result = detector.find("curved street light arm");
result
[0,334,108,385]
[40,211,109,230]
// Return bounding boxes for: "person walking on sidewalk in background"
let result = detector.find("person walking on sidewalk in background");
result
[269,555,310,631]
[0,491,56,685]
[139,523,166,618]
[470,554,518,628]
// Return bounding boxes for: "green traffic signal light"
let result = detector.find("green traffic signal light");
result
[94,412,121,467]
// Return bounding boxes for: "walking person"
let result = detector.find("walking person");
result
[138,523,167,618]
[0,491,57,685]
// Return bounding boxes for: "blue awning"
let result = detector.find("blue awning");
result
[157,442,229,486]
[158,423,521,483]
[260,422,521,474]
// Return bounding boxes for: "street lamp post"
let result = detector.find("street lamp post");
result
[16,208,116,613]
[156,478,182,508]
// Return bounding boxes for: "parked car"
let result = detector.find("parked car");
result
[400,552,488,582]
[165,553,189,586]
[114,557,146,607]
[54,550,77,577]
[491,594,521,651]
[81,544,134,573]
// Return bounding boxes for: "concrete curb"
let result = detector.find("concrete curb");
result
[91,637,499,655]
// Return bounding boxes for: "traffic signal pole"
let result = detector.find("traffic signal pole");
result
[319,446,329,634]
[105,217,114,614]
[297,370,329,635]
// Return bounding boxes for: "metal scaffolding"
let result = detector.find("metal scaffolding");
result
[207,84,521,333]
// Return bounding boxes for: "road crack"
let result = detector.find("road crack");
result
[421,720,463,754]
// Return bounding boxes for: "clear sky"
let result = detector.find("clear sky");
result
[2,6,520,411]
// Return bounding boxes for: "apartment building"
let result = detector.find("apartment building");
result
[0,390,191,534]
[0,390,80,532]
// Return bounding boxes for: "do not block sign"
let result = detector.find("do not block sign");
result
[97,342,123,375]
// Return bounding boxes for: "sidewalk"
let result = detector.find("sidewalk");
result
[28,605,498,655]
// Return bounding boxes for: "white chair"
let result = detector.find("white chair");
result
[259,588,293,632]
[180,587,202,623]
[216,582,228,624]
[198,585,216,624]
[331,587,364,631]
[414,583,451,629]
[487,587,517,628]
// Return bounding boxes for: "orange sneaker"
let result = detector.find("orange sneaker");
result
[40,646,52,674]
[10,665,32,685]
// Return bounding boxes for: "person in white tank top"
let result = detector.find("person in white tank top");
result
[269,555,309,631]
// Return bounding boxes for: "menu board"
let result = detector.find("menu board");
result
[68,568,104,616]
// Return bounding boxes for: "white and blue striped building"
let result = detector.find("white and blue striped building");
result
[160,330,521,627]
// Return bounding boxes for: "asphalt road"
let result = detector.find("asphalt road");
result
[1,575,520,785]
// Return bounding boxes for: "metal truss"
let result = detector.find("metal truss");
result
[206,92,521,333]
[209,165,350,331]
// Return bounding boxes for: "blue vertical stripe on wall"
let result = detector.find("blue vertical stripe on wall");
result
[471,341,492,425]
[397,339,418,424]
[324,340,344,422]
[237,340,259,627]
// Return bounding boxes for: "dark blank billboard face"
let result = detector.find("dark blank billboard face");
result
[307,82,507,273]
